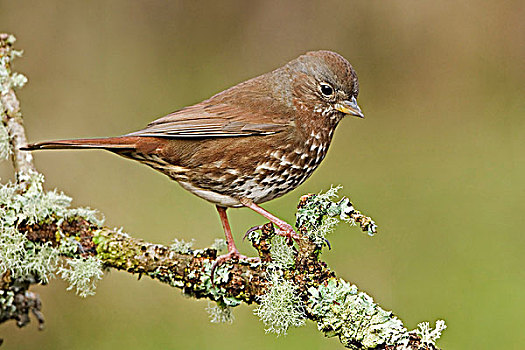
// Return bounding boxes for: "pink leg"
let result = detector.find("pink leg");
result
[240,198,300,240]
[216,205,243,255]
[212,206,259,282]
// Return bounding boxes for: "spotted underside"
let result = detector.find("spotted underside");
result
[120,125,336,208]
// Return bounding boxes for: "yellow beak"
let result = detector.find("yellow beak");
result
[335,96,364,118]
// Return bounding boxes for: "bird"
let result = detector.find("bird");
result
[22,50,364,269]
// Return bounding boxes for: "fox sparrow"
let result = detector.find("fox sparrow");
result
[22,50,364,268]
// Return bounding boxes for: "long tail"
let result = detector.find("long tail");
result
[20,136,139,151]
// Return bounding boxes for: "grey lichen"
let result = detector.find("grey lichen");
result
[307,278,408,349]
[251,228,305,335]
[296,186,377,247]
[58,257,104,297]
[0,172,104,295]
[206,300,234,324]
[0,225,59,283]
[169,238,195,254]
[415,320,447,347]
[169,255,243,312]
[182,258,244,324]
[1,172,103,226]
[254,270,306,335]
[268,236,295,270]
[194,260,236,300]
[307,278,446,349]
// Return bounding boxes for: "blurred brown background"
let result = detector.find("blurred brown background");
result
[1,1,524,349]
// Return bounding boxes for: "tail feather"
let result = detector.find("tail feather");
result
[20,137,139,151]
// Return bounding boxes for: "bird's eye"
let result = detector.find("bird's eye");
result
[320,83,334,97]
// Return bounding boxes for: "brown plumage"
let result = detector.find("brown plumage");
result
[22,50,364,268]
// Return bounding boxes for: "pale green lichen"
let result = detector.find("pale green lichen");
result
[307,278,408,349]
[253,225,303,334]
[307,278,446,349]
[194,259,233,295]
[296,186,377,246]
[169,238,194,254]
[254,271,306,335]
[0,172,105,295]
[1,172,104,226]
[58,236,83,257]
[268,236,295,270]
[170,257,242,324]
[206,300,234,324]
[0,225,59,283]
[58,257,104,297]
[177,257,242,310]
[415,320,447,346]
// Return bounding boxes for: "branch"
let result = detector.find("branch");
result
[0,34,35,188]
[0,33,446,349]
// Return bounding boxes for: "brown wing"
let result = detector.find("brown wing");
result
[126,73,294,139]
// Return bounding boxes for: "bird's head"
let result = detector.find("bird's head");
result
[285,50,364,122]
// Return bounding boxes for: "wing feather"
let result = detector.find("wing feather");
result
[126,75,293,138]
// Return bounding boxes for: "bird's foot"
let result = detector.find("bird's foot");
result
[243,222,300,243]
[274,222,301,241]
[211,249,260,284]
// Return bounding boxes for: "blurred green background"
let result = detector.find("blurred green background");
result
[1,1,524,349]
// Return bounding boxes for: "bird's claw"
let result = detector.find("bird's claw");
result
[324,238,332,250]
[243,224,264,241]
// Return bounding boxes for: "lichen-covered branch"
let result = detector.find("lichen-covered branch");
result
[0,33,446,349]
[1,175,444,349]
[0,34,35,187]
